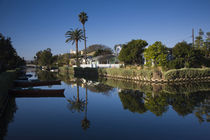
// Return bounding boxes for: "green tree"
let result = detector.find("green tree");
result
[65,28,84,67]
[118,39,148,65]
[34,48,53,68]
[144,41,168,67]
[93,48,113,57]
[170,41,205,68]
[195,28,204,49]
[79,12,88,64]
[0,33,25,72]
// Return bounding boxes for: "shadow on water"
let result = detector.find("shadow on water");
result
[0,96,17,140]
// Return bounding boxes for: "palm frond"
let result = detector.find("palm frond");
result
[79,11,88,25]
[65,28,84,45]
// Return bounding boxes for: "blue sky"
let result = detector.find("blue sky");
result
[0,0,210,60]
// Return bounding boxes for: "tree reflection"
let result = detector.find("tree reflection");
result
[0,96,17,140]
[81,86,90,130]
[118,88,210,122]
[36,70,58,81]
[144,92,169,116]
[118,90,147,114]
[67,81,85,113]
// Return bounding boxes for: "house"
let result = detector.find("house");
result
[70,49,76,54]
[114,44,122,56]
[91,54,118,64]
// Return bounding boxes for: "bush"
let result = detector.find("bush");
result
[98,68,153,80]
[164,68,210,80]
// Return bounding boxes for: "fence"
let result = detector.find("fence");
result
[73,64,123,68]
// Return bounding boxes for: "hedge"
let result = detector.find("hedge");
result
[164,68,210,80]
[98,68,153,80]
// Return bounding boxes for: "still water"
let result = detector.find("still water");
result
[1,70,210,140]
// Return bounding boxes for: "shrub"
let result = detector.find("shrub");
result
[98,68,153,80]
[164,68,210,80]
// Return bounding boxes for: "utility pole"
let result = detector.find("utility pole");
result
[192,28,194,47]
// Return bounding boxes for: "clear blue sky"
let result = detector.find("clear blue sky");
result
[0,0,210,60]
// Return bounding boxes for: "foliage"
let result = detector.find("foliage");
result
[0,33,25,72]
[79,11,88,64]
[34,48,53,68]
[65,28,84,67]
[119,90,147,114]
[169,41,206,69]
[118,39,148,65]
[194,29,210,58]
[98,68,153,80]
[93,48,113,57]
[144,93,169,116]
[79,11,88,25]
[0,70,17,95]
[164,68,210,80]
[144,41,168,67]
[36,70,58,81]
[85,44,111,53]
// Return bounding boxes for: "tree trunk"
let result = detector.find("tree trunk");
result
[83,24,87,64]
[76,40,79,67]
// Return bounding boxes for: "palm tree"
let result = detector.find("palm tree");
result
[65,28,84,67]
[78,12,88,64]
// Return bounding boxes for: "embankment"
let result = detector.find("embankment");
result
[59,66,210,83]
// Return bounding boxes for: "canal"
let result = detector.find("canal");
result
[1,70,210,140]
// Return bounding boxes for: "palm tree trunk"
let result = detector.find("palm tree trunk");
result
[76,40,79,67]
[83,24,87,64]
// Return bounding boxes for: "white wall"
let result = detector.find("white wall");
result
[73,64,123,68]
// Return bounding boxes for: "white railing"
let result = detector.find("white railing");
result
[73,64,123,68]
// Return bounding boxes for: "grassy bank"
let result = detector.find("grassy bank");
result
[59,66,210,82]
[163,68,210,80]
[99,67,210,82]
[98,68,153,80]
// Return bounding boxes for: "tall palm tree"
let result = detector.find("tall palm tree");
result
[65,28,84,67]
[78,12,88,64]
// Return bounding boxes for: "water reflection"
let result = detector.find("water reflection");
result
[66,80,90,130]
[119,89,210,122]
[35,70,210,124]
[81,85,90,130]
[58,76,210,123]
[36,70,58,81]
[0,96,17,140]
[67,80,85,113]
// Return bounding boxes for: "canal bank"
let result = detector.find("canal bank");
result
[59,66,210,83]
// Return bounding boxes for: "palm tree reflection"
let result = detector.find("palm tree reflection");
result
[67,80,85,113]
[81,85,90,130]
[67,80,91,130]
